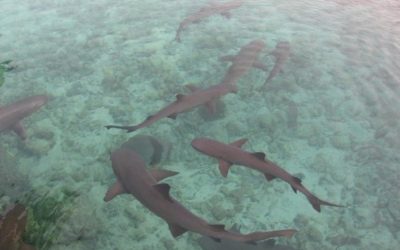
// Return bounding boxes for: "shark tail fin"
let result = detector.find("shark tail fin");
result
[104,125,138,133]
[307,194,344,213]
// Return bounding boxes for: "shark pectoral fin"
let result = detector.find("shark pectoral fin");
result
[150,169,179,182]
[167,113,178,119]
[252,61,269,72]
[210,237,221,242]
[229,138,247,148]
[205,100,217,114]
[104,181,126,202]
[12,122,27,140]
[218,160,232,177]
[221,11,231,19]
[168,223,188,238]
[264,173,276,181]
[219,55,235,62]
[270,50,279,59]
[185,84,200,92]
[176,94,185,101]
[209,224,225,231]
[154,183,173,202]
[251,152,266,161]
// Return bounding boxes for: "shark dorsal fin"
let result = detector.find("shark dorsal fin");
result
[184,84,200,92]
[291,176,302,193]
[251,152,266,161]
[168,223,187,238]
[176,94,185,101]
[150,169,179,183]
[154,183,173,202]
[229,138,247,148]
[167,113,178,119]
[209,224,225,232]
[104,181,126,202]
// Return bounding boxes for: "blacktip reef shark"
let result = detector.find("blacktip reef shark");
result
[104,148,297,242]
[175,0,244,42]
[105,83,237,133]
[219,39,268,86]
[263,41,291,88]
[0,95,48,140]
[191,137,343,212]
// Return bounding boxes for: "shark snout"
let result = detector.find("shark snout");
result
[191,137,209,152]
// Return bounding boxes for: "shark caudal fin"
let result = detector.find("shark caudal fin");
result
[307,194,344,213]
[105,125,138,133]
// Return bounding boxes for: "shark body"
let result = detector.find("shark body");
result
[0,95,48,139]
[105,148,297,242]
[191,137,343,212]
[219,39,268,86]
[105,83,237,133]
[263,42,291,87]
[175,0,244,42]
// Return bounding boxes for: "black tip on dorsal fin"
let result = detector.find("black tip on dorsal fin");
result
[291,177,302,193]
[209,224,225,232]
[251,152,266,161]
[293,176,302,184]
[167,113,178,119]
[154,183,173,202]
[210,237,221,242]
[176,94,185,101]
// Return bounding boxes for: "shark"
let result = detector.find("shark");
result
[0,95,48,140]
[263,41,291,87]
[175,0,244,42]
[191,137,343,212]
[105,83,237,133]
[219,39,268,86]
[105,148,297,242]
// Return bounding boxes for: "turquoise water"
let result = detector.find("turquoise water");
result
[1,0,399,249]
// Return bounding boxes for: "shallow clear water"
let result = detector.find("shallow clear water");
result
[0,0,399,249]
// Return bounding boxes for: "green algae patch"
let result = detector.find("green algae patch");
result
[21,187,79,250]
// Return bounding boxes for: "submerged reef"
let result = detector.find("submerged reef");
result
[0,60,15,87]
